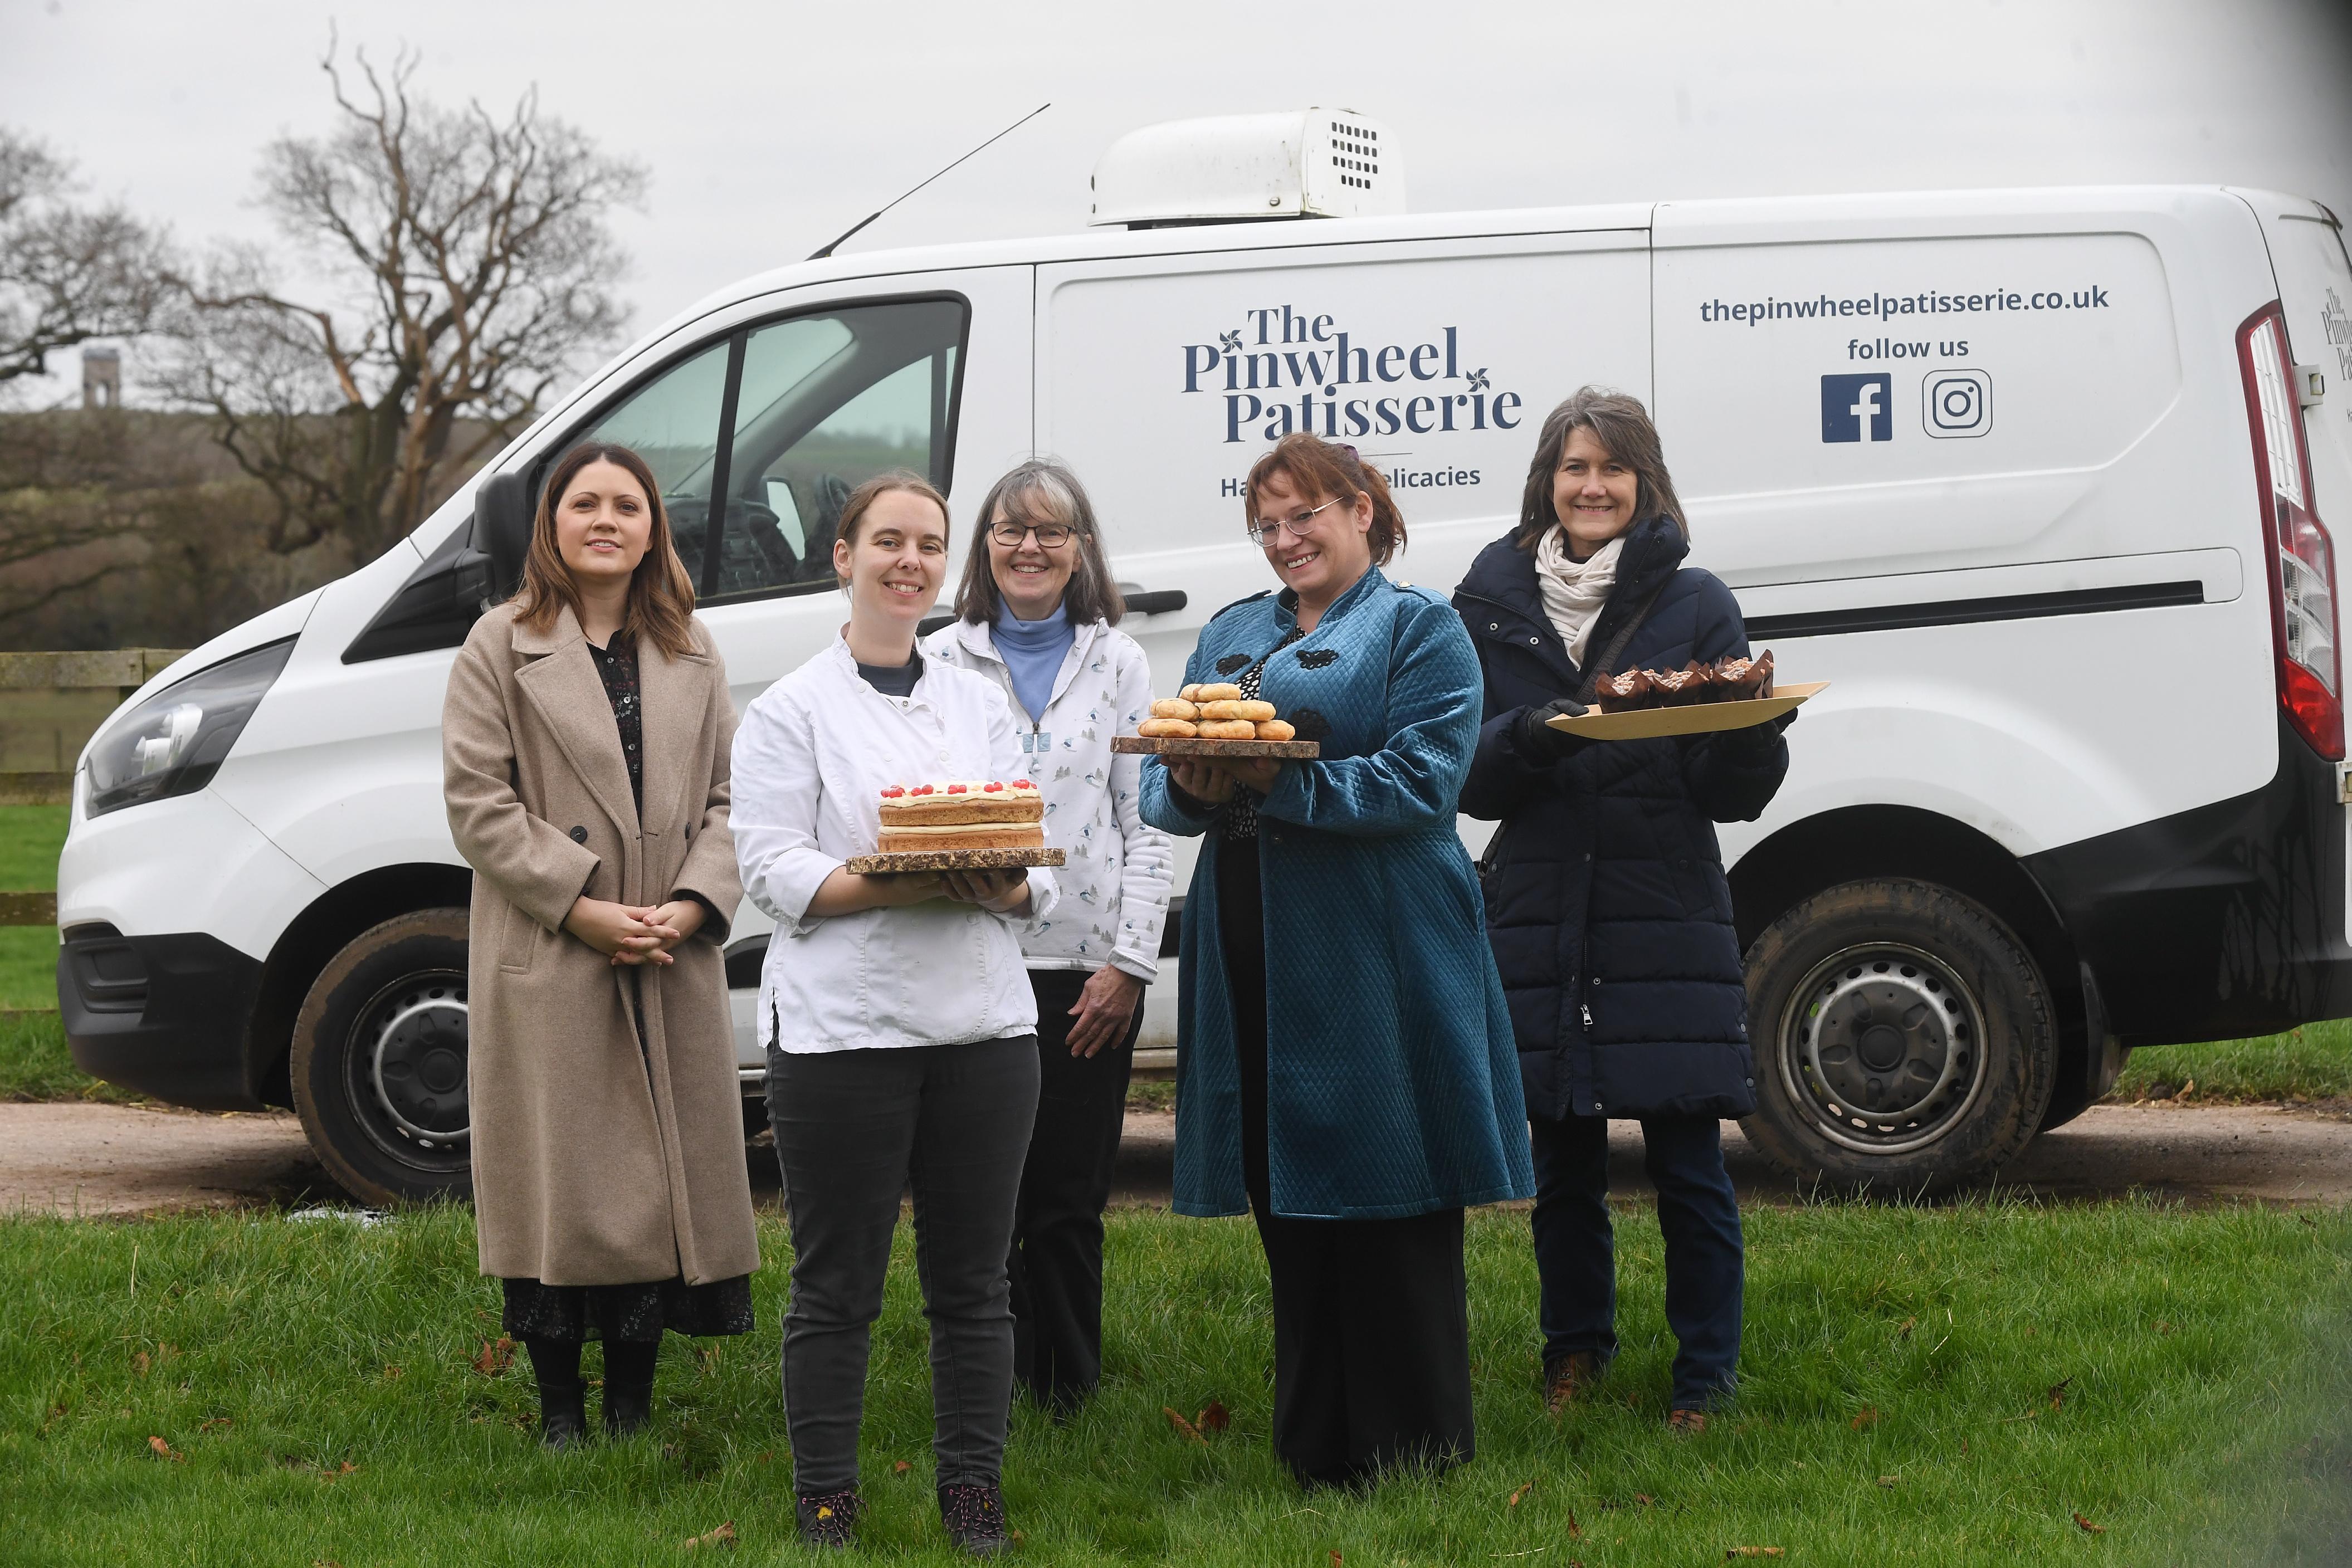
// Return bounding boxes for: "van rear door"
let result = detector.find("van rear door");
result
[2236,193,2352,527]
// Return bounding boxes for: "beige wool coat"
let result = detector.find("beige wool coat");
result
[442,600,759,1287]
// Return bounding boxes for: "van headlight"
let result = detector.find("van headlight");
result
[84,640,296,818]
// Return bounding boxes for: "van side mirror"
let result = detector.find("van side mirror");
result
[474,472,535,600]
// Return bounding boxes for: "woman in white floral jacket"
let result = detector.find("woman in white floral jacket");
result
[923,458,1174,1411]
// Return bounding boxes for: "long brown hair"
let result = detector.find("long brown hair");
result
[1242,433,1407,565]
[953,460,1125,626]
[513,443,699,657]
[1514,387,1687,551]
[831,471,951,588]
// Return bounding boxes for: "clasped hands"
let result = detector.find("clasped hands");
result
[1167,755,1282,806]
[564,896,707,966]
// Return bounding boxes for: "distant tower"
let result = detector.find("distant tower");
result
[81,346,121,409]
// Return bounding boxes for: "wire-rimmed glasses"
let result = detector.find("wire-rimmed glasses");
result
[1245,496,1341,547]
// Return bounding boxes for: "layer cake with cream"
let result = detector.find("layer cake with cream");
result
[877,780,1044,852]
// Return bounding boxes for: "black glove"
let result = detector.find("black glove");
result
[1514,698,1593,761]
[1715,706,1797,760]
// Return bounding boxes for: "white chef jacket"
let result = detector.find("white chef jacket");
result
[731,634,1058,1054]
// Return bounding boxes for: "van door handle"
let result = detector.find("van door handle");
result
[1124,590,1188,616]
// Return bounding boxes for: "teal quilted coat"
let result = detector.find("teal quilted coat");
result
[1140,568,1535,1220]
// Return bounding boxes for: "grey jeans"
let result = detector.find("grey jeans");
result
[765,1036,1040,1496]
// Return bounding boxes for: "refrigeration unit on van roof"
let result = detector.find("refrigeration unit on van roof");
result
[1089,109,1404,228]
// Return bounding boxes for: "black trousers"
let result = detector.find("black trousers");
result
[765,1037,1040,1497]
[1220,835,1475,1488]
[1008,967,1143,1410]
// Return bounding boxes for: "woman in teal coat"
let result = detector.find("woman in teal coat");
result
[1140,433,1531,1488]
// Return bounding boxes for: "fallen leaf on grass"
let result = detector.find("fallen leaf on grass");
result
[473,1336,515,1376]
[1851,1406,1879,1431]
[380,1365,403,1381]
[1897,1317,1917,1340]
[1163,1406,1206,1445]
[1726,1551,1785,1560]
[1508,1480,1534,1507]
[198,1417,232,1433]
[1567,1510,1583,1539]
[2181,1077,2196,1099]
[1876,1476,1900,1488]
[893,1460,911,1474]
[2156,1320,2175,1336]
[1198,1399,1231,1434]
[1635,1494,1655,1508]
[681,1521,735,1550]
[148,1435,183,1462]
[2073,1512,2105,1535]
[1329,1553,1343,1567]
[2048,1376,2074,1410]
[133,1351,150,1378]
[314,1560,342,1567]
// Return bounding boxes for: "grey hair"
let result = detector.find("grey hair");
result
[953,458,1126,626]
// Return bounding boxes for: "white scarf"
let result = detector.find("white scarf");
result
[1534,528,1623,668]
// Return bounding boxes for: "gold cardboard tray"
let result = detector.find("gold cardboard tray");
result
[1546,681,1827,741]
[845,848,1065,874]
[1111,737,1321,759]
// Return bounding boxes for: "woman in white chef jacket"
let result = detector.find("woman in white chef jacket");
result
[731,471,1053,1556]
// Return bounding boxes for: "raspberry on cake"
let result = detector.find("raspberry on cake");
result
[876,781,1046,852]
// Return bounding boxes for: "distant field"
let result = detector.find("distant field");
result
[0,804,66,1012]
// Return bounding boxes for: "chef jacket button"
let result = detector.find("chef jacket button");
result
[1488,622,1500,631]
[568,825,588,843]
[1529,636,1540,645]
[1593,1101,1604,1113]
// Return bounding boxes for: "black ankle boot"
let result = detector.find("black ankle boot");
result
[602,1339,658,1438]
[521,1336,589,1450]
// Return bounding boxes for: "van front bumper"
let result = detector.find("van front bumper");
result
[2027,712,2352,1048]
[59,926,266,1110]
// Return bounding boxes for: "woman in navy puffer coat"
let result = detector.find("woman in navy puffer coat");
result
[1455,388,1788,1429]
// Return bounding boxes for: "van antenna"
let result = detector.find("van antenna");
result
[809,102,1051,260]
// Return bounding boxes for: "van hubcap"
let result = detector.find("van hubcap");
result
[1778,942,1987,1156]
[353,973,470,1165]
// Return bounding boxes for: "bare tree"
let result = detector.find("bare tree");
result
[164,43,646,561]
[0,129,173,389]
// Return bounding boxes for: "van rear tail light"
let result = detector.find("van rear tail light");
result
[2239,303,2342,760]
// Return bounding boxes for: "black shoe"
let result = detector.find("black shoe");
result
[602,1378,653,1438]
[938,1482,1010,1557]
[538,1381,588,1450]
[795,1488,862,1549]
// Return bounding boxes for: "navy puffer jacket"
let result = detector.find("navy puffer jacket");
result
[1454,516,1789,1122]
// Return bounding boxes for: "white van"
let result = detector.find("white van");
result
[55,113,2352,1201]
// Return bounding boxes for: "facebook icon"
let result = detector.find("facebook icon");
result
[1821,373,1894,442]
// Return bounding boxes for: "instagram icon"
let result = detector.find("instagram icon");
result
[1922,369,1992,438]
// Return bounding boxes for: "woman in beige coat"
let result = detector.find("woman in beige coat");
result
[443,441,759,1448]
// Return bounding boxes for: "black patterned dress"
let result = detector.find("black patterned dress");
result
[499,632,755,1345]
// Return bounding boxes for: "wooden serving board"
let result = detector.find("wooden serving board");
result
[1111,736,1321,759]
[1546,681,1828,741]
[845,847,1065,874]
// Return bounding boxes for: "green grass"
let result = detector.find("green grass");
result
[2116,1020,2352,1106]
[0,804,66,1012]
[3,1201,2348,1565]
[0,1009,134,1103]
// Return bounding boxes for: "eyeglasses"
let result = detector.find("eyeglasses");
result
[1246,496,1341,546]
[989,519,1077,548]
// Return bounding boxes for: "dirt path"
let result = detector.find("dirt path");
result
[4,1100,2349,1218]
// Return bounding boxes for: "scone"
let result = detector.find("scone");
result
[1199,698,1276,722]
[1192,682,1245,703]
[1253,720,1296,741]
[1139,717,1198,737]
[1197,719,1257,740]
[1149,698,1200,720]
[1178,683,1204,702]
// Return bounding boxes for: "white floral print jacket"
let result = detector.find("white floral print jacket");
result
[923,615,1175,979]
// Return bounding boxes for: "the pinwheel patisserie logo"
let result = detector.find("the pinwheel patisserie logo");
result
[1180,306,1525,443]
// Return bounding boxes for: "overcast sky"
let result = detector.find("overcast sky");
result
[6,0,2350,402]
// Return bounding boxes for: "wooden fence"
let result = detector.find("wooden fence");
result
[1,649,184,932]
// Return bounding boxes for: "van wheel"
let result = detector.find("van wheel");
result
[290,909,474,1206]
[1741,879,2054,1193]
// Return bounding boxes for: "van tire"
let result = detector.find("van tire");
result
[1740,878,2054,1193]
[290,909,474,1207]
